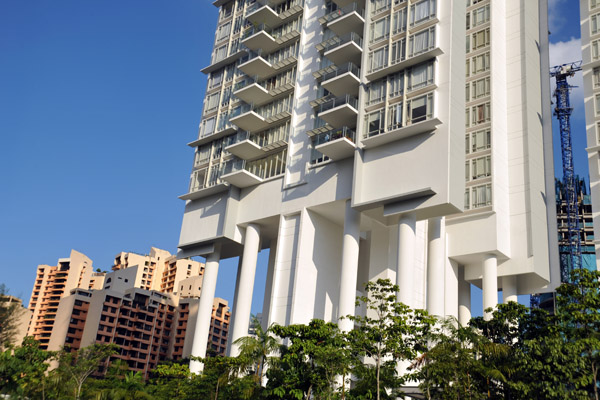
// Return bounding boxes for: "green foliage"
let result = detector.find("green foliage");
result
[0,284,24,351]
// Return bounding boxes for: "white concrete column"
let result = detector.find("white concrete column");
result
[229,223,261,357]
[190,245,221,374]
[338,200,361,332]
[397,212,416,306]
[502,275,518,304]
[426,217,445,316]
[482,254,498,321]
[444,258,459,319]
[458,266,471,326]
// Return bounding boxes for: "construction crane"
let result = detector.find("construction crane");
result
[550,61,583,283]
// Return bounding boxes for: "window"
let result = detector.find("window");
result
[596,94,600,115]
[472,28,490,50]
[471,129,491,152]
[195,145,211,166]
[407,92,433,124]
[466,34,471,53]
[208,71,223,89]
[471,77,490,99]
[594,67,600,88]
[387,102,403,130]
[407,61,434,91]
[201,117,216,137]
[471,52,490,74]
[465,83,470,102]
[465,134,470,154]
[466,59,471,77]
[390,72,404,98]
[371,0,390,15]
[366,109,385,136]
[204,93,220,113]
[472,4,490,27]
[597,122,600,144]
[369,46,389,72]
[410,0,436,26]
[593,0,599,10]
[216,22,231,42]
[368,80,387,105]
[393,9,407,34]
[593,40,600,60]
[370,16,390,43]
[471,102,491,125]
[465,108,470,128]
[466,11,470,30]
[464,189,470,210]
[391,38,406,64]
[592,13,600,35]
[409,26,435,57]
[471,184,492,208]
[471,155,491,180]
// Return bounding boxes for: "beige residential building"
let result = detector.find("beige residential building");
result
[0,295,32,349]
[27,250,94,349]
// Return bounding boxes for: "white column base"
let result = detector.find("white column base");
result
[458,266,471,326]
[397,213,416,306]
[338,200,360,333]
[426,217,445,316]
[482,254,498,321]
[502,275,518,303]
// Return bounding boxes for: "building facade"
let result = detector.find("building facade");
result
[179,0,559,370]
[580,0,600,269]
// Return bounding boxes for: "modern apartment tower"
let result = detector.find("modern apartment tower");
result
[580,0,600,270]
[179,0,558,369]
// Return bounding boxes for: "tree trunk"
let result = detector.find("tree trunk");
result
[376,355,381,400]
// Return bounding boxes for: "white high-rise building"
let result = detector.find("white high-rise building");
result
[580,0,600,269]
[179,0,559,370]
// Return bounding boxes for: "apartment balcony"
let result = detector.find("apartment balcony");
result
[319,3,365,36]
[320,62,360,96]
[233,78,272,106]
[362,116,441,149]
[314,126,356,160]
[179,169,229,201]
[229,105,270,132]
[219,159,264,188]
[366,47,443,82]
[224,132,264,160]
[242,23,301,53]
[201,45,247,75]
[187,123,237,148]
[317,95,358,128]
[245,3,281,27]
[318,32,363,65]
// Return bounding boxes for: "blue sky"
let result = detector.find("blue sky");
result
[0,1,586,317]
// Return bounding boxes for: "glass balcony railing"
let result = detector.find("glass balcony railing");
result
[319,94,358,113]
[321,62,360,81]
[320,2,364,24]
[313,126,355,145]
[319,32,363,53]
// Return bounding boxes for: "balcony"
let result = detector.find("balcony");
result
[224,132,264,160]
[318,32,363,65]
[220,159,264,188]
[320,62,360,96]
[238,52,274,79]
[242,22,301,53]
[246,3,281,27]
[229,104,270,132]
[314,126,356,160]
[366,44,442,81]
[233,78,272,106]
[201,44,247,75]
[317,95,358,128]
[319,3,365,36]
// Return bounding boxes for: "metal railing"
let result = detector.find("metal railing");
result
[319,94,358,113]
[321,2,364,24]
[313,126,356,145]
[320,32,363,53]
[321,62,360,81]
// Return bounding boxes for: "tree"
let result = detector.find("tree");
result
[235,315,279,385]
[267,319,351,400]
[346,279,434,400]
[0,336,55,399]
[56,343,119,400]
[150,361,192,400]
[0,284,25,351]
[556,268,600,399]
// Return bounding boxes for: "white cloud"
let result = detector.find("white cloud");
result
[548,38,584,113]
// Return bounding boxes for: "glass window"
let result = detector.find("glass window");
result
[471,129,491,152]
[409,26,435,57]
[209,71,223,89]
[371,0,391,15]
[466,59,471,77]
[390,72,404,98]
[465,83,470,102]
[465,161,470,181]
[471,155,491,179]
[471,102,491,125]
[472,4,490,27]
[466,34,471,53]
[391,39,406,64]
[592,13,600,35]
[216,22,231,41]
[410,0,436,26]
[594,67,600,88]
[201,117,216,137]
[407,61,434,91]
[393,9,407,34]
[471,52,490,74]
[387,102,403,130]
[593,0,599,9]
[366,109,385,136]
[594,40,600,60]
[465,134,470,154]
[471,77,490,99]
[464,189,470,210]
[195,145,211,166]
[472,28,490,50]
[596,94,600,115]
[368,80,387,105]
[370,16,390,43]
[465,108,470,128]
[471,184,492,208]
[369,46,389,72]
[205,93,220,113]
[407,92,433,124]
